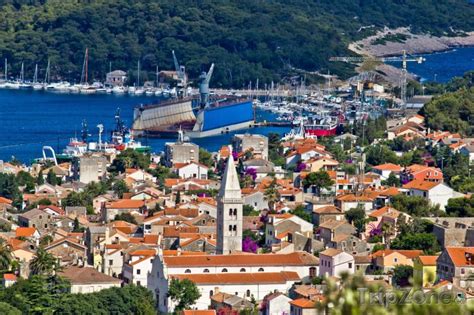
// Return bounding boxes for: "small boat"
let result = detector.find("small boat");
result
[112,86,126,94]
[134,88,145,95]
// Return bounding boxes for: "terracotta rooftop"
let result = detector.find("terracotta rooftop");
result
[445,247,474,267]
[417,255,439,266]
[15,227,37,238]
[182,311,216,315]
[402,179,441,191]
[313,205,342,214]
[59,266,121,284]
[0,196,13,204]
[164,251,318,267]
[3,273,17,281]
[320,248,344,257]
[373,163,402,172]
[106,199,145,209]
[171,271,300,285]
[372,249,422,259]
[290,298,320,308]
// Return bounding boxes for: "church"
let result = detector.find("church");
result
[149,153,319,312]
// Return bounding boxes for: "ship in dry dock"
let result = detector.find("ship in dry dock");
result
[131,62,255,139]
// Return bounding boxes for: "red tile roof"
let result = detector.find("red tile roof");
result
[15,227,37,238]
[417,255,439,266]
[445,247,474,267]
[171,271,300,285]
[164,252,318,267]
[372,249,422,259]
[3,273,17,281]
[290,298,318,309]
[106,199,145,209]
[402,179,441,191]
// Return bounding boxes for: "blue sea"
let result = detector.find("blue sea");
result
[0,90,288,163]
[388,46,474,82]
[1,46,473,163]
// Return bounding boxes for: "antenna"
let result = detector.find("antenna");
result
[97,124,104,151]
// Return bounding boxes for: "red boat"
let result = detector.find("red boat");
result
[304,114,339,137]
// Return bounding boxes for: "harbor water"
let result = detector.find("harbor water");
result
[0,89,288,162]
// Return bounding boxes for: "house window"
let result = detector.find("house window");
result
[394,258,398,263]
[258,268,264,272]
[461,268,465,274]
[203,269,209,273]
[246,290,251,297]
[137,281,141,286]
[185,269,191,274]
[309,267,316,278]
[348,263,353,269]
[136,269,141,275]
[229,225,232,231]
[222,268,228,273]
[109,260,113,266]
[44,224,48,228]
[240,268,246,272]
[357,266,360,270]
[210,290,213,297]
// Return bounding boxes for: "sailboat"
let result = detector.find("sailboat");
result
[79,48,96,94]
[19,62,32,89]
[134,60,144,95]
[32,64,43,90]
[0,58,7,88]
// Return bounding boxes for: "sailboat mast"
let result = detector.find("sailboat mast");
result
[85,48,89,84]
[137,60,140,87]
[34,64,38,83]
[20,62,24,82]
[45,59,50,84]
[156,65,159,87]
[4,58,7,81]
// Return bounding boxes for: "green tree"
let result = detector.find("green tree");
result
[108,149,150,173]
[345,206,366,236]
[264,179,280,211]
[291,205,312,223]
[168,278,201,311]
[114,213,138,225]
[243,204,259,216]
[392,265,414,287]
[390,233,440,255]
[46,169,58,186]
[16,171,35,192]
[381,173,400,187]
[0,302,21,315]
[390,194,442,217]
[112,180,129,199]
[199,148,214,168]
[445,196,474,217]
[29,248,60,276]
[0,238,12,272]
[36,170,44,185]
[302,170,334,196]
[72,217,84,233]
[175,190,181,204]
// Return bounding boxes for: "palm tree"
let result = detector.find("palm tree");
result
[29,248,60,276]
[264,180,280,211]
[382,222,394,247]
[0,239,12,272]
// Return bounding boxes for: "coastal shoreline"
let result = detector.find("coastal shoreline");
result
[349,27,474,57]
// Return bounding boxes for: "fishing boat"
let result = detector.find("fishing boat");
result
[304,113,339,137]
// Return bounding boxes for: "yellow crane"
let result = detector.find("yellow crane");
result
[330,50,425,108]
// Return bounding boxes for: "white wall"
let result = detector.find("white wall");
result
[70,282,120,294]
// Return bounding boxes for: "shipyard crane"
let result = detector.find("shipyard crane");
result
[172,50,187,96]
[199,63,214,108]
[330,50,425,108]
